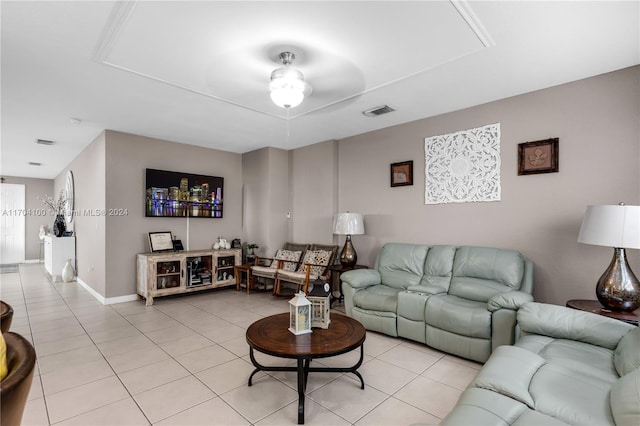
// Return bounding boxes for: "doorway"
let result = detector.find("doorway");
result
[0,183,26,264]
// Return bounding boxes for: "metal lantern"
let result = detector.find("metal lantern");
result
[308,278,331,329]
[288,292,312,335]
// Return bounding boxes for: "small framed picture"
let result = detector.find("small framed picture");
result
[148,231,174,252]
[518,138,559,175]
[390,161,413,187]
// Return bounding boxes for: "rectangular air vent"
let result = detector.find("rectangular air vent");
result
[362,105,395,117]
[36,139,55,146]
[28,162,42,166]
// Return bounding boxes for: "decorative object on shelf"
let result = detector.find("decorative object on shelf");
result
[214,237,230,250]
[38,190,68,237]
[38,225,46,240]
[518,138,559,175]
[390,161,413,187]
[425,123,501,205]
[64,170,74,225]
[288,292,312,335]
[247,243,259,255]
[333,212,365,267]
[61,259,74,283]
[308,278,331,329]
[578,203,640,312]
[148,231,175,252]
[270,51,312,109]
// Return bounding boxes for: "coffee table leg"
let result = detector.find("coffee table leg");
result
[297,358,306,424]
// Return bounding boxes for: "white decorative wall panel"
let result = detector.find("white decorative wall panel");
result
[425,123,501,204]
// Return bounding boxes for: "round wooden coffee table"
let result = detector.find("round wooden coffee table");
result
[246,312,366,424]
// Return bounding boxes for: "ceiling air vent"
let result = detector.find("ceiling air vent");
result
[362,105,395,117]
[36,139,55,146]
[28,162,42,166]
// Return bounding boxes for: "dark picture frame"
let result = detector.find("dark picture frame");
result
[518,138,559,175]
[148,231,174,252]
[390,161,413,187]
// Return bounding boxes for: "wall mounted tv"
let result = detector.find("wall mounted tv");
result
[145,168,223,218]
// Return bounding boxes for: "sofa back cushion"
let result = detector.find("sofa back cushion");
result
[449,247,525,302]
[418,245,456,293]
[377,243,429,289]
[614,326,640,377]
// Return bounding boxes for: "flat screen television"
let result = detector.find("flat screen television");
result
[145,168,223,218]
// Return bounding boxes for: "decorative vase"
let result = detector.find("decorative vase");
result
[61,259,75,283]
[53,214,66,237]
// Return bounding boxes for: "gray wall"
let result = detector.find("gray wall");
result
[242,147,289,256]
[333,66,640,305]
[103,131,243,299]
[2,176,54,261]
[54,132,107,295]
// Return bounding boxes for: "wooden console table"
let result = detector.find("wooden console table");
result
[566,299,639,325]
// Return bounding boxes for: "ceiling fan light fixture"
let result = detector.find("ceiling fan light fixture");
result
[269,52,311,109]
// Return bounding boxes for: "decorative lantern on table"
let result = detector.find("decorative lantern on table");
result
[308,277,331,329]
[288,292,312,335]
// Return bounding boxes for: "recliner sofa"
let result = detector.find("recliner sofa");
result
[440,302,640,425]
[341,243,534,362]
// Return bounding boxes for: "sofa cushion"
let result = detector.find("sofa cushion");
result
[529,363,615,425]
[610,367,640,426]
[614,326,640,377]
[449,247,525,302]
[377,243,429,289]
[352,285,402,312]
[516,335,619,384]
[417,245,456,293]
[425,295,491,339]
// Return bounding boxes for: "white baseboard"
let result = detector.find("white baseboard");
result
[76,277,139,305]
[23,259,42,264]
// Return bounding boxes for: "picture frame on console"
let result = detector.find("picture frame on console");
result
[148,231,175,252]
[518,138,559,175]
[390,161,413,187]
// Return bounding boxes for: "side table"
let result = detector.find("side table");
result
[328,264,367,306]
[566,299,639,326]
[234,264,252,294]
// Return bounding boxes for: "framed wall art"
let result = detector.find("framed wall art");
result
[390,161,413,187]
[518,138,559,175]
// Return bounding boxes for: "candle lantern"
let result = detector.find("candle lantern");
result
[308,277,331,329]
[288,292,312,335]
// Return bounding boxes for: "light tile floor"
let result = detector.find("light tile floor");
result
[2,264,481,425]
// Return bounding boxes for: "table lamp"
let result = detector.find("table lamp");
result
[333,212,365,267]
[578,203,640,312]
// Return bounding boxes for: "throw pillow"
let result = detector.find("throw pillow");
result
[269,250,302,271]
[297,250,332,276]
[0,333,7,381]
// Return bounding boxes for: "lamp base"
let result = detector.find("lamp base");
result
[340,235,357,268]
[596,247,640,312]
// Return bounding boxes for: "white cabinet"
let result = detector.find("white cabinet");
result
[43,235,76,282]
[137,249,241,305]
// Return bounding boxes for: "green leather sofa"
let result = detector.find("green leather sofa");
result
[440,302,639,425]
[341,243,534,362]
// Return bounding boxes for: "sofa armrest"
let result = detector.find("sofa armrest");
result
[488,291,534,312]
[340,269,381,289]
[517,302,635,350]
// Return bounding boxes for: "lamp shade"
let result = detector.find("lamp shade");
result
[578,205,640,249]
[333,213,365,235]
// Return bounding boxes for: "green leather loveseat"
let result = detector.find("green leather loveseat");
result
[341,243,534,362]
[440,302,640,425]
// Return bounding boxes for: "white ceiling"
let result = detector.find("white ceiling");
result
[2,1,638,179]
